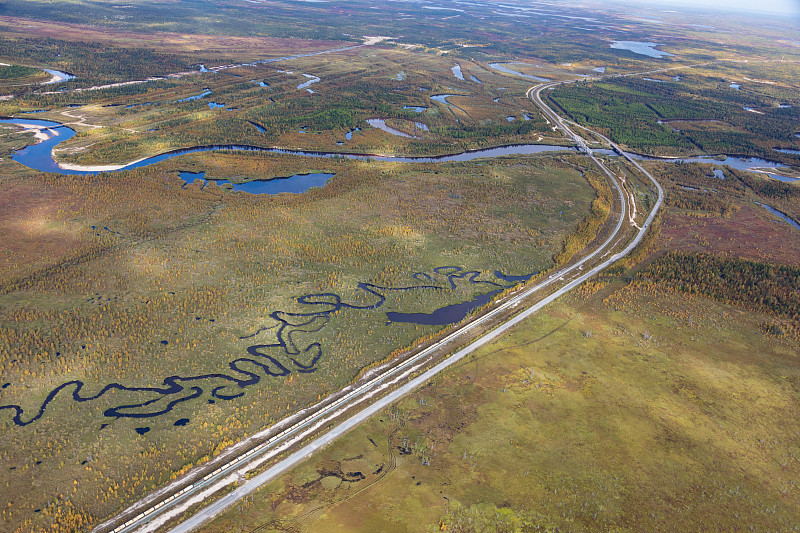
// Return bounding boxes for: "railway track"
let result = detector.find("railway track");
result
[97,75,663,533]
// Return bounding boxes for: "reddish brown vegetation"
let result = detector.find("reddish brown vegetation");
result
[659,203,800,266]
[0,181,85,280]
[0,16,351,58]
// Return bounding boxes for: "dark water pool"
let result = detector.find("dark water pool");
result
[179,171,335,195]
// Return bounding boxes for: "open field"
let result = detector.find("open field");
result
[197,79,800,533]
[196,153,800,531]
[199,279,800,532]
[0,16,353,58]
[0,1,798,531]
[0,146,599,531]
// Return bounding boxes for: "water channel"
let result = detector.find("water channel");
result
[488,63,550,82]
[0,266,533,427]
[41,69,75,85]
[629,152,797,182]
[0,118,575,175]
[756,203,800,231]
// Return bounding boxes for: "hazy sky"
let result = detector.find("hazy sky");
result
[631,0,800,15]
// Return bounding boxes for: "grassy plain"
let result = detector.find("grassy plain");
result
[0,1,798,531]
[199,94,800,533]
[0,148,596,531]
[0,19,621,531]
[200,282,800,532]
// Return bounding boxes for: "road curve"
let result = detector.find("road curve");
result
[166,126,660,532]
[106,75,661,533]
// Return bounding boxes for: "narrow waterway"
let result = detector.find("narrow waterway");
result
[1,118,574,175]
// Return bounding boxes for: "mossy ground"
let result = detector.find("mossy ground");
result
[201,285,800,532]
[0,149,595,531]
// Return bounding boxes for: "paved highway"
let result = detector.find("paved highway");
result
[164,125,663,532]
[100,74,662,533]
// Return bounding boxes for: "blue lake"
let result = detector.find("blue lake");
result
[179,171,336,195]
[179,171,206,185]
[387,269,533,326]
[631,152,797,182]
[610,41,673,58]
[387,289,502,326]
[488,63,550,82]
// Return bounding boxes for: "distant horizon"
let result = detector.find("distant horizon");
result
[607,0,800,15]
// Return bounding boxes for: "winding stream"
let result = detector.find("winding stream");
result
[757,203,800,231]
[629,152,797,182]
[42,69,75,85]
[0,118,574,175]
[0,267,531,427]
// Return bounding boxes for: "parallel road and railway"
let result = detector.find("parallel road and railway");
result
[97,74,664,533]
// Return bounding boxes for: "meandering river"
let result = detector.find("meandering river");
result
[0,118,574,175]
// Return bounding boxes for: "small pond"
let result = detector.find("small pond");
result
[175,90,212,103]
[367,119,415,138]
[488,62,550,81]
[179,171,336,195]
[609,41,674,58]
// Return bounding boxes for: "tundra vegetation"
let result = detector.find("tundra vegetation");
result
[0,0,798,531]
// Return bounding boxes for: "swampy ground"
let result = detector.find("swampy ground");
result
[201,286,800,532]
[0,0,798,531]
[201,168,800,532]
